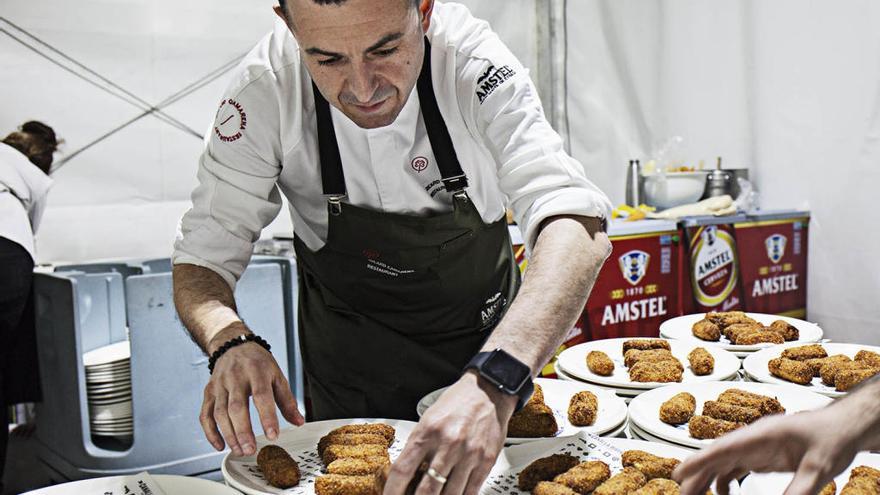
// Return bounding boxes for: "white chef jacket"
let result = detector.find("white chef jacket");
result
[0,143,53,261]
[173,1,612,289]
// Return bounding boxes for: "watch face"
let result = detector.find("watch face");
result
[483,350,531,392]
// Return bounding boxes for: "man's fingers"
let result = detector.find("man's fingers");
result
[273,375,305,426]
[716,467,747,495]
[440,465,472,495]
[199,393,224,450]
[252,382,280,441]
[384,435,428,495]
[462,449,496,495]
[213,394,242,456]
[227,391,256,456]
[785,454,827,495]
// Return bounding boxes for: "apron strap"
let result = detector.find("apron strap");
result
[312,37,469,203]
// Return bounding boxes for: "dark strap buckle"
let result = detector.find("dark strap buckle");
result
[326,194,346,216]
[442,174,469,194]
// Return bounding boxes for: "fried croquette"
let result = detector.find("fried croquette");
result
[568,391,598,426]
[717,389,786,415]
[818,481,837,495]
[315,474,378,495]
[629,360,684,383]
[659,392,696,425]
[624,348,677,368]
[256,445,301,488]
[821,360,875,387]
[517,454,581,491]
[707,311,757,328]
[851,466,880,480]
[318,433,389,456]
[593,467,647,495]
[781,344,828,361]
[841,466,880,494]
[768,357,814,385]
[322,444,389,466]
[623,339,672,354]
[533,481,580,495]
[530,383,546,405]
[328,424,396,445]
[508,402,559,437]
[688,415,745,440]
[701,400,762,424]
[855,350,880,368]
[327,456,390,476]
[631,478,681,495]
[836,368,880,392]
[806,354,851,377]
[553,460,612,494]
[587,351,615,376]
[723,322,764,342]
[622,450,681,480]
[735,329,784,345]
[688,347,715,376]
[768,320,800,341]
[692,319,721,342]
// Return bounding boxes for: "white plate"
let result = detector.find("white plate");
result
[557,338,741,389]
[86,360,130,371]
[628,422,697,450]
[742,342,880,398]
[21,474,238,495]
[659,313,823,355]
[83,342,131,367]
[417,378,628,444]
[628,381,832,449]
[742,452,880,494]
[222,418,417,495]
[90,401,132,420]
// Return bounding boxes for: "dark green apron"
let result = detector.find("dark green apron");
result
[294,39,520,421]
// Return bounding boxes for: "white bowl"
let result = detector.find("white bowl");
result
[643,171,709,209]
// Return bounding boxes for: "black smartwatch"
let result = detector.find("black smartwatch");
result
[464,348,534,412]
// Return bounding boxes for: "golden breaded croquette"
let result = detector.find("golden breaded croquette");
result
[623,339,672,354]
[622,450,681,480]
[517,454,581,491]
[530,382,545,404]
[318,433,389,456]
[735,329,784,345]
[818,481,837,495]
[723,323,764,342]
[315,474,378,495]
[593,467,647,495]
[781,344,828,361]
[688,415,745,440]
[840,466,880,494]
[836,368,880,392]
[768,357,814,385]
[702,400,762,424]
[327,456,390,476]
[707,311,756,328]
[625,349,677,368]
[554,461,613,494]
[806,354,851,377]
[850,466,880,479]
[855,350,880,368]
[533,481,579,495]
[692,319,721,341]
[688,347,715,376]
[587,351,615,376]
[568,391,598,426]
[631,478,681,495]
[629,360,684,383]
[256,445,301,488]
[768,320,800,341]
[659,392,696,425]
[328,424,396,445]
[322,444,389,466]
[508,402,559,438]
[717,389,786,415]
[821,360,874,387]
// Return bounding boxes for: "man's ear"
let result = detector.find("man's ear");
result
[419,0,435,33]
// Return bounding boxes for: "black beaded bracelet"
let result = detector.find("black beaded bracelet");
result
[208,333,271,374]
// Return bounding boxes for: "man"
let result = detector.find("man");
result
[172,0,612,493]
[674,377,880,495]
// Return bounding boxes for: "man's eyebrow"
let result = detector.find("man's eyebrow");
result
[304,32,404,58]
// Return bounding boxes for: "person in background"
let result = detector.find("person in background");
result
[0,120,60,491]
[674,376,880,495]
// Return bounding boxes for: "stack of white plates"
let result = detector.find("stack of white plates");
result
[554,338,742,402]
[83,342,132,438]
[659,312,824,358]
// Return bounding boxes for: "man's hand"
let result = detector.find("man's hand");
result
[383,371,515,495]
[200,329,305,456]
[674,407,859,495]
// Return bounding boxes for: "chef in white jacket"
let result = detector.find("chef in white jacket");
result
[0,120,58,492]
[172,1,612,493]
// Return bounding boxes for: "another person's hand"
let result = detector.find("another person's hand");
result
[200,330,305,457]
[674,406,859,495]
[382,371,516,495]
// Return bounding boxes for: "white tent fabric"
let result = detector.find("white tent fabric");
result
[565,0,880,343]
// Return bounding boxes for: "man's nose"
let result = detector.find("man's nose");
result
[348,62,378,103]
